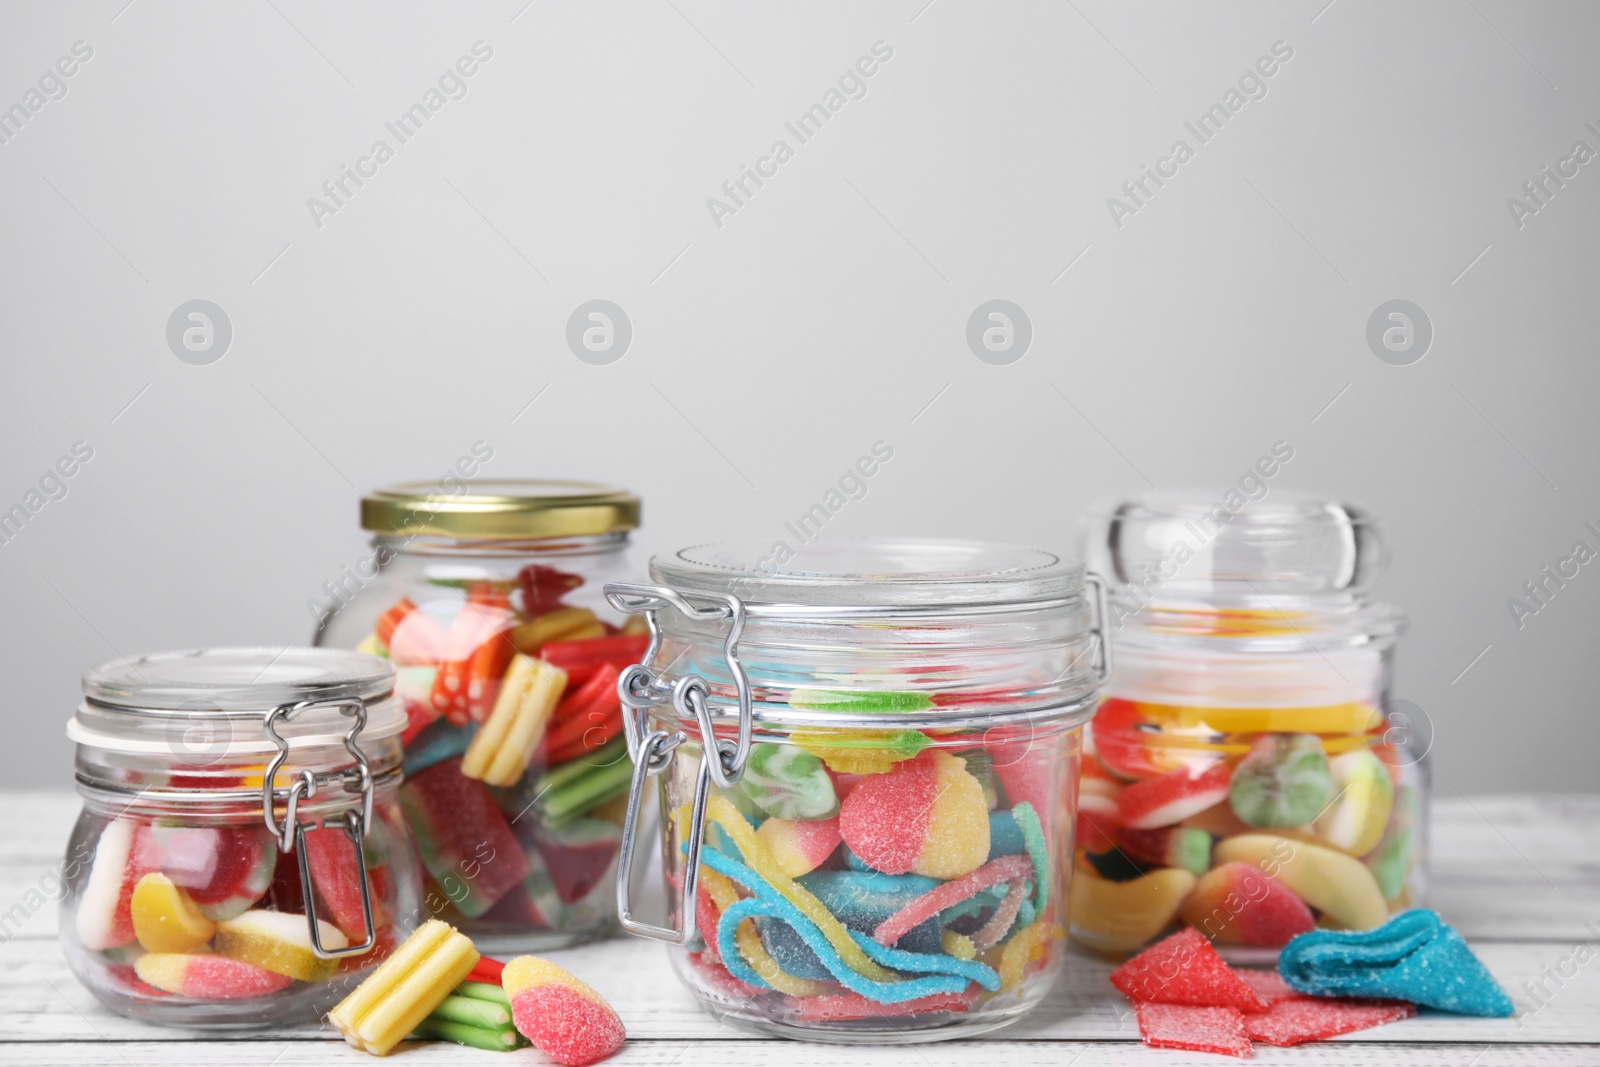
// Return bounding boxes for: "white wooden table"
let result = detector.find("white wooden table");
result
[4,791,1598,1065]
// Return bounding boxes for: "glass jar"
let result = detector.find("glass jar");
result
[606,538,1106,1042]
[61,648,422,1027]
[314,479,644,953]
[1070,492,1418,961]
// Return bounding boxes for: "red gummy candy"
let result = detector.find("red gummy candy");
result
[1237,968,1297,1007]
[1111,928,1268,1012]
[1137,1002,1252,1057]
[1243,996,1416,1046]
[1117,761,1233,829]
[837,752,936,875]
[794,989,980,1021]
[519,564,585,616]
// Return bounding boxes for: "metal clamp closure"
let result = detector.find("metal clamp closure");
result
[261,698,377,959]
[1085,570,1113,684]
[604,581,751,945]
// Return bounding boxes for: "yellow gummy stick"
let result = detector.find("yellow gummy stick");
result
[700,867,829,998]
[484,659,566,785]
[462,655,538,780]
[510,607,603,654]
[1141,702,1378,735]
[698,796,898,984]
[328,919,478,1056]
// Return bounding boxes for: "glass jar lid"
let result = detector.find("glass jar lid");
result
[651,537,1086,613]
[361,479,639,539]
[72,647,404,756]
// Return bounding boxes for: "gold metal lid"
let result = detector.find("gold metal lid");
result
[361,479,640,539]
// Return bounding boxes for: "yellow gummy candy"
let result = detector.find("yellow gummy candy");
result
[695,796,898,984]
[912,751,990,880]
[509,607,604,655]
[1141,702,1379,735]
[700,867,829,998]
[328,918,479,1056]
[789,727,927,774]
[998,918,1056,995]
[215,909,346,983]
[131,873,215,954]
[461,655,567,787]
[942,930,976,961]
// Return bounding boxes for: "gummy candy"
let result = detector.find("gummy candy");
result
[517,563,585,617]
[792,726,931,775]
[872,854,1033,946]
[510,606,605,654]
[1090,699,1191,781]
[215,908,349,981]
[838,751,989,879]
[1213,833,1388,931]
[796,870,943,953]
[1117,762,1232,829]
[755,816,841,878]
[1277,909,1514,1016]
[997,916,1054,994]
[301,823,378,941]
[531,817,622,904]
[1068,867,1195,956]
[1366,786,1418,900]
[460,654,566,786]
[135,952,294,999]
[144,825,276,922]
[1180,861,1316,946]
[738,743,839,820]
[542,663,623,766]
[1116,825,1211,876]
[788,688,935,714]
[329,919,479,1055]
[1135,1002,1251,1058]
[793,989,979,1021]
[1236,967,1297,1006]
[130,872,216,953]
[1111,928,1268,1011]
[75,818,155,951]
[401,758,528,917]
[1243,996,1415,1046]
[430,584,516,724]
[503,955,626,1066]
[1227,733,1333,828]
[1313,748,1394,855]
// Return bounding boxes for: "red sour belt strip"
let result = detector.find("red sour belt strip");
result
[546,715,624,766]
[793,989,979,1022]
[542,664,621,761]
[539,634,648,674]
[872,854,1034,947]
[466,956,506,985]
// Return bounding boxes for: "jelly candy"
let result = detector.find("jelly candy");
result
[329,919,480,1055]
[539,634,649,676]
[987,809,1026,858]
[1366,786,1418,899]
[872,853,1033,948]
[1237,967,1297,1006]
[531,818,622,904]
[460,654,567,787]
[430,584,516,724]
[957,749,1002,809]
[1244,996,1415,1046]
[383,599,447,666]
[1313,748,1394,855]
[838,751,989,879]
[510,606,605,654]
[401,758,529,917]
[795,870,943,953]
[1213,833,1388,931]
[788,688,934,714]
[135,952,294,999]
[1179,861,1316,946]
[1135,1002,1251,1058]
[402,717,474,778]
[130,872,216,953]
[792,726,931,775]
[738,743,839,820]
[542,663,624,766]
[1278,909,1514,1017]
[1110,928,1268,1011]
[75,818,155,951]
[518,563,585,617]
[302,824,380,941]
[1068,867,1195,956]
[1116,826,1211,876]
[755,816,841,878]
[215,908,349,981]
[1117,762,1232,829]
[1227,733,1333,828]
[794,989,978,1022]
[1090,698,1190,781]
[1170,702,1376,735]
[144,825,277,922]
[503,955,626,1066]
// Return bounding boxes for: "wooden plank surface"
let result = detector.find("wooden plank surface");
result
[3,791,1597,1064]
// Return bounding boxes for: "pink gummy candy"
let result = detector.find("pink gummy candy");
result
[838,753,935,874]
[1111,928,1268,1012]
[1136,1002,1252,1058]
[504,956,625,1066]
[795,989,980,1022]
[872,853,1033,946]
[1237,968,1297,1007]
[1243,996,1416,1046]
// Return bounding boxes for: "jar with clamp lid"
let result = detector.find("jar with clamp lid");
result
[1071,492,1418,961]
[606,538,1108,1042]
[61,648,422,1027]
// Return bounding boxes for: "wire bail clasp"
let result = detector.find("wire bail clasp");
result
[603,581,752,945]
[1085,570,1113,684]
[261,698,378,959]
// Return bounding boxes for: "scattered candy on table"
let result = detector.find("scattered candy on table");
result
[503,954,626,1066]
[329,918,480,1056]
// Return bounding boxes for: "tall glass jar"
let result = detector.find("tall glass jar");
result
[606,539,1106,1042]
[314,479,644,953]
[61,648,422,1027]
[1070,493,1418,961]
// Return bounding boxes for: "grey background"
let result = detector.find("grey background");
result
[2,1,1596,793]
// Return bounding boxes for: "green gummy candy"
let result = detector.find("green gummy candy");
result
[788,688,934,714]
[739,743,839,819]
[959,750,1004,810]
[1367,785,1420,899]
[1228,733,1333,828]
[1169,827,1213,877]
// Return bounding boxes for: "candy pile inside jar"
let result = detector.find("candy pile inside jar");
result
[680,694,1067,1024]
[356,562,649,937]
[1071,611,1417,957]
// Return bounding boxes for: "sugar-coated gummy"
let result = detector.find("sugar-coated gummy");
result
[503,955,626,1066]
[1243,996,1416,1046]
[1110,928,1268,1012]
[1179,861,1317,947]
[1135,1002,1252,1058]
[135,952,294,999]
[1227,733,1334,828]
[1278,909,1515,1017]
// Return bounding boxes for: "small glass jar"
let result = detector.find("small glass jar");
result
[606,538,1106,1042]
[61,648,422,1028]
[314,479,644,953]
[1070,492,1419,961]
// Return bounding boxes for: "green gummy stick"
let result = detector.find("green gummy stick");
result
[454,980,512,1007]
[788,688,934,713]
[430,992,511,1028]
[413,1017,523,1051]
[538,752,633,823]
[537,737,630,791]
